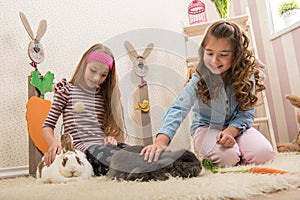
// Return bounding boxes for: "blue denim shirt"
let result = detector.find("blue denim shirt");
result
[158,73,255,140]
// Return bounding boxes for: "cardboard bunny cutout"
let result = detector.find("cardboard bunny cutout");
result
[124,40,154,87]
[19,12,47,69]
[124,41,154,145]
[19,12,54,175]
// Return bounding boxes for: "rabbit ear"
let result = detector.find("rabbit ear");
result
[36,20,47,42]
[142,43,154,58]
[124,40,139,58]
[60,133,75,152]
[19,12,35,40]
[285,94,300,109]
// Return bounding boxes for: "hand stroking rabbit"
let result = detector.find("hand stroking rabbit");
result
[36,133,94,183]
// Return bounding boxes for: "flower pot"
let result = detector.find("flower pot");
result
[282,9,300,26]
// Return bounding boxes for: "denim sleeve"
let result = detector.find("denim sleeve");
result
[229,107,255,136]
[158,74,199,140]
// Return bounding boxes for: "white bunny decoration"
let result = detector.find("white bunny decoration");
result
[124,41,154,87]
[19,12,47,70]
[124,41,154,145]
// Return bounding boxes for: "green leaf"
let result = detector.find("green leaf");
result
[40,71,55,97]
[220,169,250,174]
[278,0,300,16]
[202,159,219,173]
[30,71,42,91]
[30,71,55,99]
[211,0,232,19]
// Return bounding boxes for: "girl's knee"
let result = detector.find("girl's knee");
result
[237,128,276,165]
[242,147,275,165]
[209,148,241,167]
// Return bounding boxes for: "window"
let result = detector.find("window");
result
[266,0,300,34]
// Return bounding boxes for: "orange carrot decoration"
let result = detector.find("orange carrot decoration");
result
[249,167,289,174]
[26,96,51,154]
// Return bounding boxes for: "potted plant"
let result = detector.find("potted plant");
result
[210,0,232,19]
[278,0,300,26]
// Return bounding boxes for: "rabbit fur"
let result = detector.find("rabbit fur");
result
[277,94,300,152]
[277,133,300,152]
[36,134,94,183]
[108,145,202,181]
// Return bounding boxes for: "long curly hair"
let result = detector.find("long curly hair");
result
[196,21,265,111]
[70,43,126,142]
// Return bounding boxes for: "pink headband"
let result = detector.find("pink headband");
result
[86,52,114,70]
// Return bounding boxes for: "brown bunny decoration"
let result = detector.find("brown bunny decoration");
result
[285,94,300,123]
[277,94,300,152]
[124,41,154,87]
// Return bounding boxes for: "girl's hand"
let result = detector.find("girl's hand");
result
[140,143,170,163]
[216,131,236,148]
[104,136,118,146]
[44,141,61,167]
[140,134,171,162]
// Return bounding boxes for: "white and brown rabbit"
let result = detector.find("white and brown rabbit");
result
[36,134,94,183]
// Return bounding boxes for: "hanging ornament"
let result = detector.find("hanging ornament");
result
[188,0,207,25]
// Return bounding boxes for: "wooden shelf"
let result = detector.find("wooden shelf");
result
[183,15,249,37]
[186,57,199,64]
[254,117,269,123]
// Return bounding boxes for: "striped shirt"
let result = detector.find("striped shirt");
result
[43,80,106,152]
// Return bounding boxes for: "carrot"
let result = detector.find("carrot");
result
[203,159,293,175]
[26,96,51,154]
[249,167,289,174]
[220,167,291,175]
[25,70,54,154]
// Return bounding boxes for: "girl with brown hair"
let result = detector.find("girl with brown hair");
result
[42,43,127,175]
[141,21,275,167]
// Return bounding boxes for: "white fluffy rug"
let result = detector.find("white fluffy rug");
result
[1,153,300,200]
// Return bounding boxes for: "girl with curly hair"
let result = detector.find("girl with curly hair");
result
[141,21,275,167]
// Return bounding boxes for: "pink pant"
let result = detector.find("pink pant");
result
[192,126,275,167]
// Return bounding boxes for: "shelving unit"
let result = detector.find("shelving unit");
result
[183,15,249,67]
[182,15,277,151]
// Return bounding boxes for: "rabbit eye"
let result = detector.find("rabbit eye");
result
[62,157,68,167]
[76,156,83,165]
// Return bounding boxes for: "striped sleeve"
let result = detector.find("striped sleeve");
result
[42,82,70,129]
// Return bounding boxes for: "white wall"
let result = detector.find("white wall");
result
[0,0,221,172]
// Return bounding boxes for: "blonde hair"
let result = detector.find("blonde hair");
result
[196,21,265,111]
[70,43,126,142]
